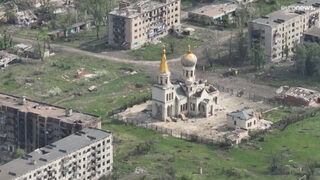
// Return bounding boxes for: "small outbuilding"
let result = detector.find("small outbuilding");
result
[226,108,259,130]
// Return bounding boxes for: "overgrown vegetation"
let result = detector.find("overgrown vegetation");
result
[0,29,13,50]
[128,35,203,61]
[293,42,320,77]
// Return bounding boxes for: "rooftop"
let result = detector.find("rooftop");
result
[190,3,238,19]
[285,87,319,102]
[227,108,255,120]
[109,0,178,18]
[0,92,100,125]
[251,0,320,27]
[0,128,111,180]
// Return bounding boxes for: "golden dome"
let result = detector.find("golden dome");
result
[159,45,169,74]
[181,45,197,67]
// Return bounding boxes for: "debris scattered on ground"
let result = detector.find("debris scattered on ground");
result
[134,167,146,174]
[88,85,97,92]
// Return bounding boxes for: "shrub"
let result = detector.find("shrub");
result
[132,139,155,156]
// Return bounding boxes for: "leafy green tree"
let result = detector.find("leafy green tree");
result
[268,152,282,173]
[249,42,266,70]
[13,149,25,159]
[293,44,306,76]
[305,43,320,76]
[168,40,175,54]
[220,15,230,27]
[36,27,50,61]
[237,28,248,61]
[304,159,317,180]
[0,29,12,50]
[76,0,116,39]
[4,9,17,24]
[283,36,289,60]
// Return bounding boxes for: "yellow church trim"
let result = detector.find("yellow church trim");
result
[159,45,169,74]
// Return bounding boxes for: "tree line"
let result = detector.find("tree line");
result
[293,42,320,77]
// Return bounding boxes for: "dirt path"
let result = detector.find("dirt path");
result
[13,30,276,99]
[12,37,180,66]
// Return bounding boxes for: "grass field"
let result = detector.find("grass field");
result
[127,35,203,61]
[107,110,320,180]
[0,52,152,113]
[0,52,320,179]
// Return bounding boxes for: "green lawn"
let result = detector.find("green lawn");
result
[127,35,203,61]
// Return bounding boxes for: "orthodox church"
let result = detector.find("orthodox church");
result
[152,45,219,121]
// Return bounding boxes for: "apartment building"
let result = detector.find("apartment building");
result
[0,93,101,153]
[248,0,320,62]
[108,0,181,49]
[0,128,112,180]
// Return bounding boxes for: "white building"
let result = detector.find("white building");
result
[226,108,259,130]
[0,128,113,180]
[249,0,320,62]
[152,46,219,121]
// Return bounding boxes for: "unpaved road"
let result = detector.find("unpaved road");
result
[12,33,276,99]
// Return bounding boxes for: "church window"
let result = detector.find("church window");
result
[191,71,193,77]
[234,121,236,125]
[180,105,182,111]
[165,78,168,84]
[186,71,189,77]
[160,77,163,85]
[166,94,169,101]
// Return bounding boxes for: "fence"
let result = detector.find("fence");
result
[111,115,231,147]
[108,84,297,146]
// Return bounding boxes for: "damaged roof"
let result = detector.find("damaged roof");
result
[227,108,254,120]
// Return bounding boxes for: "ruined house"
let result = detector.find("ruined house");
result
[108,0,181,49]
[188,3,237,25]
[0,51,21,68]
[12,43,51,59]
[16,10,37,26]
[276,86,320,107]
[226,108,261,130]
[0,93,101,153]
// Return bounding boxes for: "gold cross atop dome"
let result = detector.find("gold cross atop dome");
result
[159,45,169,74]
[185,45,196,58]
[188,44,191,53]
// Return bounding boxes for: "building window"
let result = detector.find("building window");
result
[234,121,236,125]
